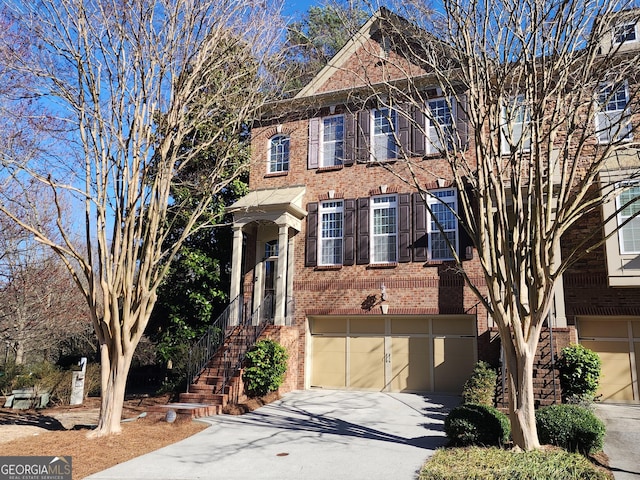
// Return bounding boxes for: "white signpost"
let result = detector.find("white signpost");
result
[69,357,87,405]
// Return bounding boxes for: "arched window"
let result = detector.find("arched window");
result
[269,135,290,173]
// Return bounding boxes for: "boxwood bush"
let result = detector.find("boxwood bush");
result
[461,361,497,406]
[242,339,288,397]
[556,344,601,403]
[444,403,510,447]
[536,404,606,455]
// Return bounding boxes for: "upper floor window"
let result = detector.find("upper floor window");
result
[596,82,633,143]
[427,189,458,261]
[614,22,638,44]
[426,98,455,154]
[616,184,640,254]
[372,108,398,161]
[501,95,531,154]
[321,115,344,167]
[269,134,290,173]
[319,200,344,265]
[371,195,397,263]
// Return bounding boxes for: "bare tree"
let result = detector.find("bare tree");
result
[0,225,88,365]
[0,0,282,436]
[338,1,640,449]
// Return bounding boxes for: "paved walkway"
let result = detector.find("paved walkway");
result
[597,404,640,479]
[86,390,459,480]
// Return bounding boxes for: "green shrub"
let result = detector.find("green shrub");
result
[536,404,606,455]
[242,339,288,397]
[462,361,497,406]
[444,403,510,447]
[419,446,612,480]
[556,344,601,402]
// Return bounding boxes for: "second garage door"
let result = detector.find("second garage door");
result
[309,315,477,394]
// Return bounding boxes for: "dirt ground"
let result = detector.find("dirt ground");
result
[0,393,278,480]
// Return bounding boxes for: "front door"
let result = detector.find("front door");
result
[262,240,278,321]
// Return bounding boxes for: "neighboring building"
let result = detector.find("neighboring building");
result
[225,8,640,404]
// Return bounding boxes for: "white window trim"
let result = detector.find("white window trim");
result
[318,200,344,266]
[616,182,640,255]
[371,108,398,162]
[320,114,345,167]
[268,135,290,173]
[613,21,639,45]
[370,194,398,264]
[500,95,531,154]
[426,97,456,154]
[426,188,459,261]
[595,82,633,144]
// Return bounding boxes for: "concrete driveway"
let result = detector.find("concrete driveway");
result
[86,390,459,480]
[597,404,640,480]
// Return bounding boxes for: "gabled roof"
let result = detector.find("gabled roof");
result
[293,8,386,99]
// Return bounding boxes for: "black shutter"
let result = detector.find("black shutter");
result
[344,112,356,166]
[458,189,474,260]
[397,104,411,158]
[356,197,370,264]
[412,105,426,156]
[305,202,318,267]
[456,95,469,151]
[357,110,370,163]
[412,193,428,262]
[344,199,356,266]
[398,193,411,262]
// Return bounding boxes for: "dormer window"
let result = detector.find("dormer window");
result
[614,22,638,44]
[269,134,290,173]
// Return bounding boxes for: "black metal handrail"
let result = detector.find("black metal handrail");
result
[216,295,274,395]
[186,295,244,393]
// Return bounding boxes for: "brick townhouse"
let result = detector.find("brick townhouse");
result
[224,8,640,404]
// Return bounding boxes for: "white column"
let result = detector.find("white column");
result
[286,233,295,326]
[229,225,243,326]
[274,224,289,326]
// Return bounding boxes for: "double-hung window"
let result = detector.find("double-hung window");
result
[319,200,344,265]
[614,22,638,44]
[372,108,398,161]
[426,98,455,154]
[371,195,397,263]
[596,82,632,143]
[269,135,290,173]
[321,115,344,167]
[501,95,531,154]
[616,183,640,254]
[427,189,458,260]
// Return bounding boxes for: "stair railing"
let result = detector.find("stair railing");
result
[216,294,275,396]
[186,295,244,393]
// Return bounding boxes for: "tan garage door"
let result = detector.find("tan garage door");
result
[577,317,640,402]
[309,316,476,393]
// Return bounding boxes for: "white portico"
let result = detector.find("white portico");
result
[226,186,307,326]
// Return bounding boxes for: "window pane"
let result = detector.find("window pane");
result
[427,189,458,260]
[372,109,397,160]
[322,116,344,166]
[319,201,343,265]
[619,187,640,254]
[614,23,637,43]
[371,196,397,263]
[270,135,289,172]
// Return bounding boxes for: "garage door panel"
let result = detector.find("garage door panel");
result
[310,316,477,394]
[390,337,430,392]
[580,320,628,338]
[311,336,346,388]
[349,337,385,389]
[434,337,476,393]
[582,340,634,402]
